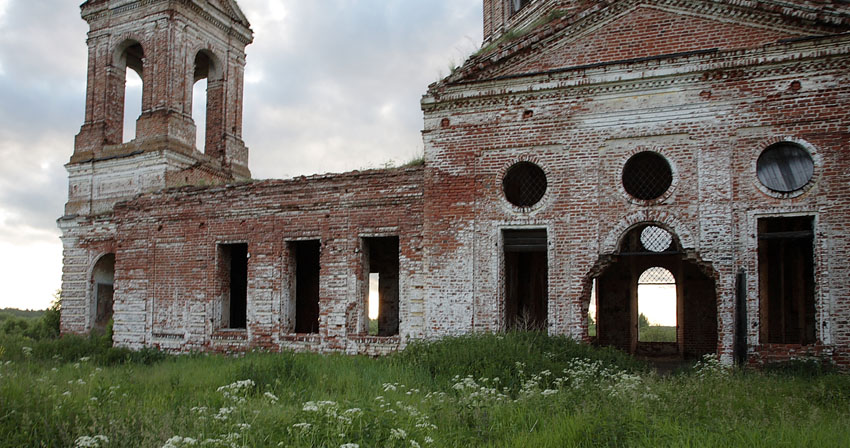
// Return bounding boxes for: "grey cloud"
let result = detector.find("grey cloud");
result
[241,0,482,178]
[0,0,482,241]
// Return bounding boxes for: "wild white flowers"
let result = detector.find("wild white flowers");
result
[389,428,408,440]
[213,406,234,421]
[693,354,730,378]
[74,435,108,448]
[217,379,255,404]
[161,436,197,447]
[292,422,312,431]
[450,375,508,404]
[21,346,32,358]
[302,400,338,413]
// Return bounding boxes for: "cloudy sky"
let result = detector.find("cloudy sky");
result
[0,0,482,310]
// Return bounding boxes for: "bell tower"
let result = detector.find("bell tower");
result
[59,0,253,334]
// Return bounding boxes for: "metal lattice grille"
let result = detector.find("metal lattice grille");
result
[622,152,673,200]
[639,267,675,285]
[503,162,547,207]
[640,226,673,253]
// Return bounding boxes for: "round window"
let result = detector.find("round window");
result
[757,142,814,193]
[640,226,672,252]
[503,162,547,207]
[622,152,673,201]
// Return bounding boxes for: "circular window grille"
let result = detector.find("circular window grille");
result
[622,152,673,200]
[640,226,672,252]
[503,162,547,207]
[757,142,814,193]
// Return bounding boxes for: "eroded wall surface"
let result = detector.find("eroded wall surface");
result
[112,168,424,355]
[422,24,850,365]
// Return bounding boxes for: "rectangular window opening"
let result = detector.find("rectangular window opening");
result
[219,243,248,329]
[758,216,815,345]
[511,0,533,15]
[503,229,548,330]
[291,240,320,334]
[363,237,399,336]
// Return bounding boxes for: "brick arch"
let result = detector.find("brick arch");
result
[193,48,225,82]
[582,219,719,357]
[601,210,696,254]
[112,38,145,74]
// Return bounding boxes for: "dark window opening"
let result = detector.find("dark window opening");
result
[759,216,815,345]
[757,142,814,193]
[291,240,320,334]
[92,254,115,333]
[622,151,673,200]
[363,237,399,336]
[504,229,548,330]
[503,161,547,207]
[219,243,247,329]
[511,0,533,15]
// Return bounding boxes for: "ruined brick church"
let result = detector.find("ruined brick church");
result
[59,0,850,366]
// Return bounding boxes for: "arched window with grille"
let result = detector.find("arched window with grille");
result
[637,267,677,342]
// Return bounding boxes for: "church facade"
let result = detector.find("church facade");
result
[60,0,850,366]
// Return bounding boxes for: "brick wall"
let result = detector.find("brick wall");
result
[423,30,850,365]
[60,0,850,367]
[112,168,424,354]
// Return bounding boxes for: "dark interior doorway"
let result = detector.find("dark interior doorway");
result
[291,240,320,334]
[219,243,247,329]
[92,253,115,332]
[503,229,548,330]
[758,216,815,345]
[363,236,400,336]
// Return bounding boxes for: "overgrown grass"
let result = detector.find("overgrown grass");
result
[1,332,848,447]
[638,325,676,342]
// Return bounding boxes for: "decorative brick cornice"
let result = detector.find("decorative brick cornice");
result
[82,0,253,45]
[423,35,850,111]
[447,0,849,85]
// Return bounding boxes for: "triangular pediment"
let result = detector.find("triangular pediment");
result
[452,0,850,83]
[201,0,251,28]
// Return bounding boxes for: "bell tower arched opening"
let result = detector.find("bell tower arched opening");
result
[192,50,221,154]
[114,41,144,144]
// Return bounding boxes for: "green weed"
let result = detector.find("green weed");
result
[0,332,848,447]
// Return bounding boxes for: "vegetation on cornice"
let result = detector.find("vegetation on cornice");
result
[475,8,572,58]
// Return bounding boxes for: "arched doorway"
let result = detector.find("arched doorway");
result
[592,224,717,359]
[91,254,115,332]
